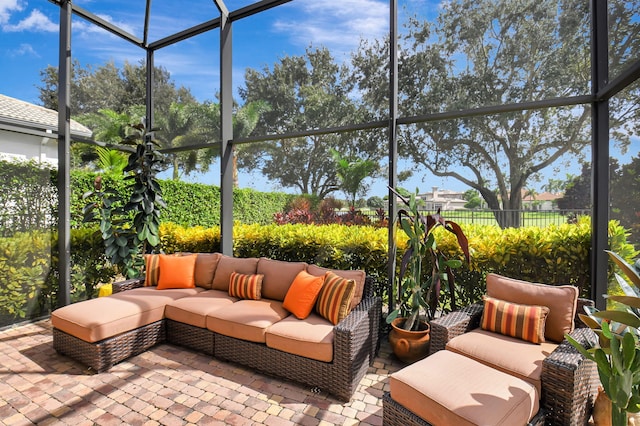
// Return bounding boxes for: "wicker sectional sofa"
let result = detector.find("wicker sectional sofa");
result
[51,254,381,402]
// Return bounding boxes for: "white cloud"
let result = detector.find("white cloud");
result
[3,9,57,32]
[9,42,39,57]
[273,0,388,59]
[73,13,138,38]
[0,0,24,26]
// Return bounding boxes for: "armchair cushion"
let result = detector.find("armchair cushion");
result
[446,328,559,395]
[481,296,549,344]
[486,273,578,343]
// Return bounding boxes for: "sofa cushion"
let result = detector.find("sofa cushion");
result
[194,253,221,289]
[228,272,263,300]
[307,264,366,310]
[257,258,307,301]
[157,254,198,289]
[390,350,539,426]
[282,271,325,319]
[446,328,559,395]
[51,287,203,343]
[211,255,259,291]
[481,296,549,344]
[206,299,290,343]
[266,313,334,362]
[315,271,356,325]
[486,273,578,343]
[165,290,237,328]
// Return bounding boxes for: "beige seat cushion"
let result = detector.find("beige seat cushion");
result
[390,350,539,426]
[206,299,289,343]
[307,264,366,310]
[165,290,238,328]
[51,287,203,343]
[486,273,578,343]
[446,328,558,395]
[211,255,259,291]
[194,253,222,289]
[257,258,307,301]
[265,313,334,362]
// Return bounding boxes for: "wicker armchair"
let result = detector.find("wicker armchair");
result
[427,298,598,426]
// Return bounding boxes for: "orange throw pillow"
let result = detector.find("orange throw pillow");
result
[481,296,549,344]
[282,271,325,319]
[156,254,197,289]
[315,272,356,325]
[228,272,263,300]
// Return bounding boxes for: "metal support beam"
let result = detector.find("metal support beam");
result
[146,49,155,131]
[72,4,143,47]
[219,12,233,255]
[590,0,609,309]
[387,0,398,313]
[229,0,293,22]
[57,0,72,307]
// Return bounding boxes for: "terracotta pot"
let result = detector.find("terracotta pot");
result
[592,386,640,426]
[388,317,430,364]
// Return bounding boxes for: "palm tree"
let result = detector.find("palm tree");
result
[330,149,378,208]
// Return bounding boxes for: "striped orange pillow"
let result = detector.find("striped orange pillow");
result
[228,272,263,300]
[315,272,356,325]
[144,254,160,286]
[481,296,549,344]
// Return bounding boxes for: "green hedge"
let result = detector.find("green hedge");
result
[158,216,636,306]
[0,228,115,327]
[70,171,294,227]
[0,217,635,327]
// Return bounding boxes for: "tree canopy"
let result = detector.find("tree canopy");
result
[351,0,640,227]
[239,46,385,198]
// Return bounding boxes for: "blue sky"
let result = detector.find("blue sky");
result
[1,0,452,197]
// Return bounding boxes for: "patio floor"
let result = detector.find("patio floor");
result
[0,320,402,426]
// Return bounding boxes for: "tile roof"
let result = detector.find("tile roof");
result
[0,93,92,137]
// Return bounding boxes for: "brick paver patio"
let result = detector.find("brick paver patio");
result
[0,320,402,426]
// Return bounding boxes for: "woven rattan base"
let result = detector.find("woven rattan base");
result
[382,392,546,426]
[166,319,214,355]
[53,320,166,372]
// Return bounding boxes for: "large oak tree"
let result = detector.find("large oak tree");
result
[351,0,640,227]
[239,47,384,198]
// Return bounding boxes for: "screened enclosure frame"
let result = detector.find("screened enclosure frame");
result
[48,0,640,310]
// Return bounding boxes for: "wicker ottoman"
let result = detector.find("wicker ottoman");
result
[385,350,544,426]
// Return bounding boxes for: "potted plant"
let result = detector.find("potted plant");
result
[566,250,640,426]
[386,187,470,363]
[83,121,166,279]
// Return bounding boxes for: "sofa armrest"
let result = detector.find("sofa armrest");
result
[541,326,598,426]
[428,303,484,355]
[334,295,382,364]
[112,277,145,293]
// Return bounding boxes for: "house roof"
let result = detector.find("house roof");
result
[522,191,563,202]
[0,94,92,138]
